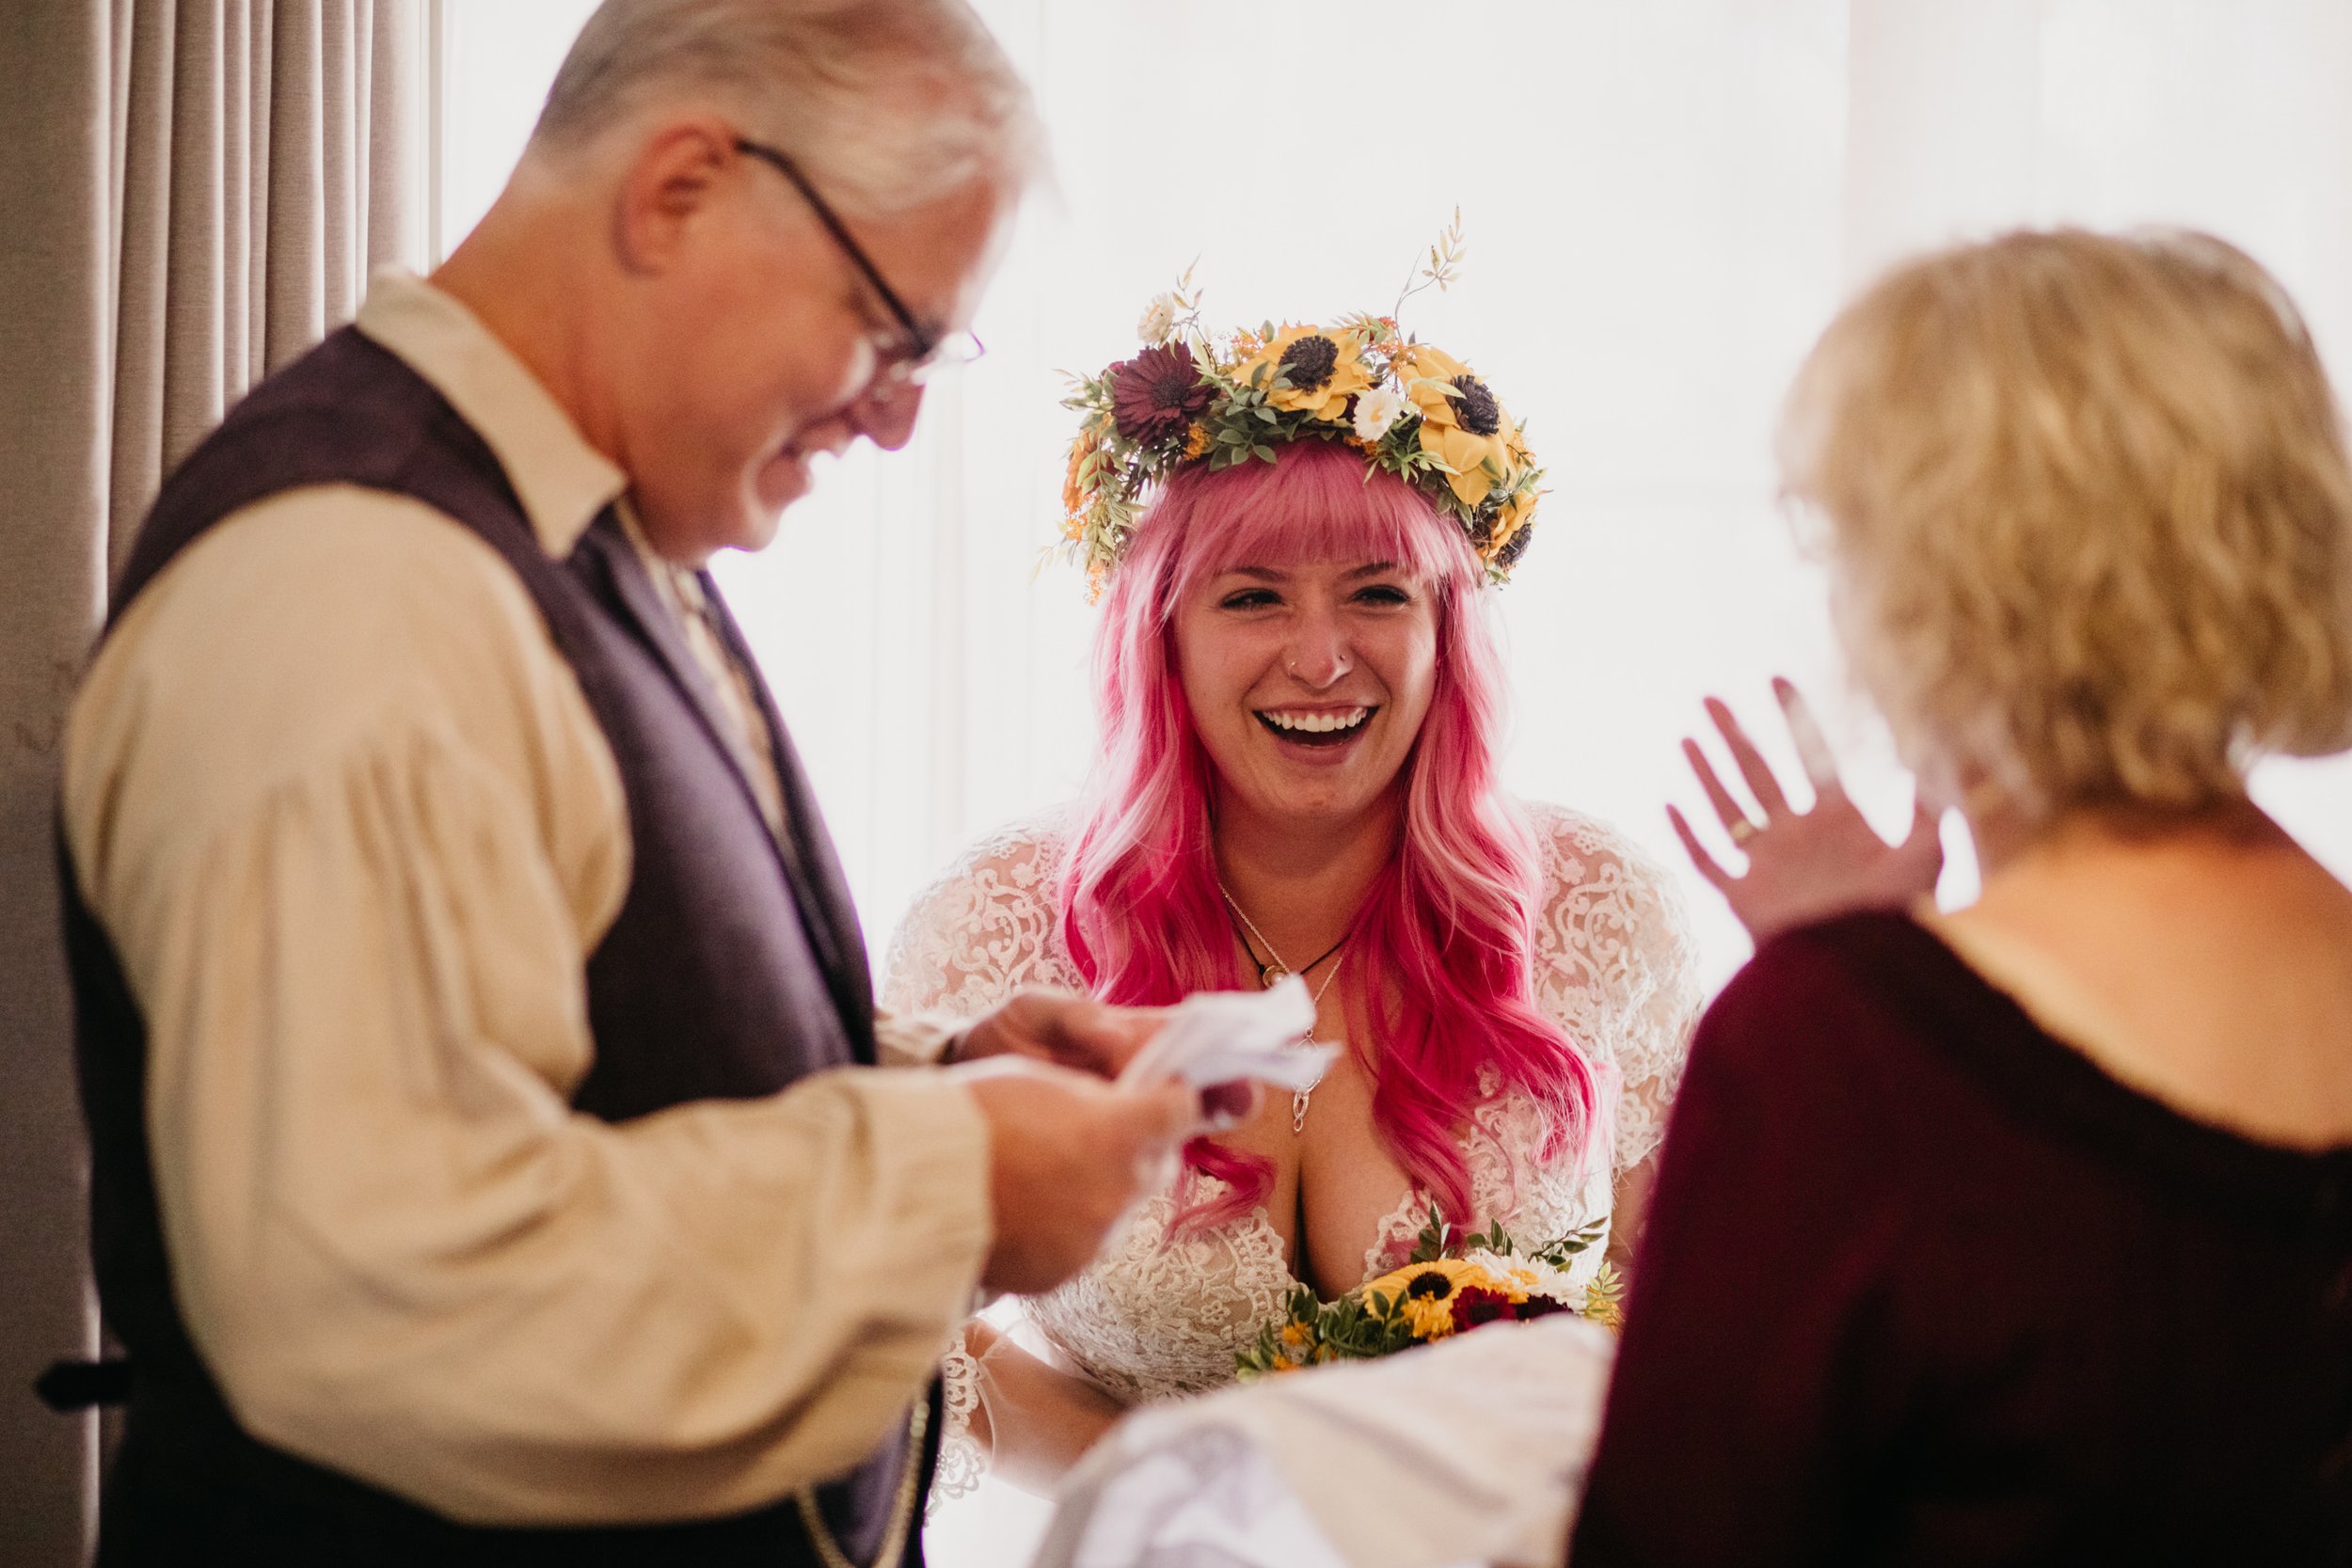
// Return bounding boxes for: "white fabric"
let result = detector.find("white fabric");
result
[882,800,1698,1495]
[1118,977,1328,1096]
[1035,1316,1618,1568]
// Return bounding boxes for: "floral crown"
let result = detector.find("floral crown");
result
[1058,219,1544,599]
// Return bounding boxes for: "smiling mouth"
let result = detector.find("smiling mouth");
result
[1255,706,1375,747]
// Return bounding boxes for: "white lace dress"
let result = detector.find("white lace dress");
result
[881,800,1701,1503]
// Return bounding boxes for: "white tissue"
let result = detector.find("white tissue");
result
[1119,976,1334,1094]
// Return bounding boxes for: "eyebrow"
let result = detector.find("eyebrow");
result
[1219,561,1404,582]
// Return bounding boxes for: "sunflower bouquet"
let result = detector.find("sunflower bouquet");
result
[1059,216,1546,599]
[1234,1207,1623,1380]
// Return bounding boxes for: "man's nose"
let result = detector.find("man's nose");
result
[850,377,925,451]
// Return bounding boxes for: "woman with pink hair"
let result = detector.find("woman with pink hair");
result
[884,346,1703,1497]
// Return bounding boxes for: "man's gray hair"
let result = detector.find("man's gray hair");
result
[531,0,1042,217]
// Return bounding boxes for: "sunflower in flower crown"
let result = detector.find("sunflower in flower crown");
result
[1057,214,1549,594]
[1395,342,1519,511]
[1234,324,1379,422]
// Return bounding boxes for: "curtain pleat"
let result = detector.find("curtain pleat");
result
[368,0,414,275]
[160,1,228,496]
[265,3,323,372]
[110,0,175,572]
[248,0,277,386]
[222,0,252,397]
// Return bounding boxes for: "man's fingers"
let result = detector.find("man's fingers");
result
[1667,803,1734,890]
[1682,737,1757,840]
[1061,1001,1159,1077]
[1705,696,1792,817]
[1772,677,1844,800]
[1117,1080,1204,1147]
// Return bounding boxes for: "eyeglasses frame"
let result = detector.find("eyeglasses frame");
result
[733,136,982,388]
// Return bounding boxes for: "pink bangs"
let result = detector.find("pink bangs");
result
[1155,438,1479,612]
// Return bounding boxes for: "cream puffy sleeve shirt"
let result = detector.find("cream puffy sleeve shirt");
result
[60,270,989,1526]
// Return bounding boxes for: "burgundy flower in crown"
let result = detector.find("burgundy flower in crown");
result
[1109,342,1214,446]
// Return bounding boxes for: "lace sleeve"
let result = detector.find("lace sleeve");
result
[879,810,1085,1021]
[882,812,1086,1507]
[1523,802,1704,1176]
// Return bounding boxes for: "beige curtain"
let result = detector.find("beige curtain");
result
[0,4,420,1560]
[107,0,421,569]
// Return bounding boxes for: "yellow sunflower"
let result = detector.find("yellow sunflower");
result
[1235,324,1377,423]
[1485,481,1538,563]
[1365,1257,1502,1342]
[1395,343,1522,509]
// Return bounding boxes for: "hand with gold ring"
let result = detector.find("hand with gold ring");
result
[1668,677,1946,946]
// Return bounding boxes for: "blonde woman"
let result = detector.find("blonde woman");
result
[1576,230,2352,1563]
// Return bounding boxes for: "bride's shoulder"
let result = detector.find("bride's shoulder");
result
[880,805,1083,1016]
[1510,797,1700,1010]
[920,805,1078,898]
[1516,800,1678,908]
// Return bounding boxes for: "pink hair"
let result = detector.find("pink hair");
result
[1059,438,1609,1234]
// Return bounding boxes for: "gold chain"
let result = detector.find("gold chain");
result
[796,1396,930,1568]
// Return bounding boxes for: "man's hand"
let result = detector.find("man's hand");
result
[952,987,1166,1080]
[1669,678,1945,946]
[957,1058,1200,1295]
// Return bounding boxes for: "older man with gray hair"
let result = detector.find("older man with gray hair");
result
[55,2,1201,1563]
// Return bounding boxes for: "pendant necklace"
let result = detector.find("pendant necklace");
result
[1217,882,1349,1133]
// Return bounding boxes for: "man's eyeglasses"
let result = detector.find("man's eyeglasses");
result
[735,137,985,390]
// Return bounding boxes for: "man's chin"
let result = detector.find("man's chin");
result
[762,450,814,505]
[733,457,810,551]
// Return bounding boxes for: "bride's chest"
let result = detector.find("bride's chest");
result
[1023,1079,1613,1408]
[1219,1042,1417,1302]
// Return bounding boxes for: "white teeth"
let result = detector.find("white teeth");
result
[1263,707,1370,734]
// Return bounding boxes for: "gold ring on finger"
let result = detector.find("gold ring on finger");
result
[1728,818,1758,846]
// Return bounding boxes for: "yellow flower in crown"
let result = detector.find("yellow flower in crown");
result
[1486,476,1536,559]
[1396,342,1522,510]
[1236,324,1378,422]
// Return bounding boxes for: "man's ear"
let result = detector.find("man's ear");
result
[611,116,738,277]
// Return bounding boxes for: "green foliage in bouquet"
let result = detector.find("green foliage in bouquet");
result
[1236,1207,1623,1381]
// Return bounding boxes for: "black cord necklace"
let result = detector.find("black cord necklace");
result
[1217,885,1349,987]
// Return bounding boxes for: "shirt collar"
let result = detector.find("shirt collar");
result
[354,266,626,559]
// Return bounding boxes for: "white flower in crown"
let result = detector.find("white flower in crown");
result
[1352,384,1407,443]
[1136,293,1180,346]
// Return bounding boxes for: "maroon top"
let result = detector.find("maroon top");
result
[1570,912,2352,1566]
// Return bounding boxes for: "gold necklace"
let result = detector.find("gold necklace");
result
[1216,882,1345,1132]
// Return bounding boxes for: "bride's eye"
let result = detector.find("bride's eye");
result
[1219,589,1280,610]
[1353,583,1412,607]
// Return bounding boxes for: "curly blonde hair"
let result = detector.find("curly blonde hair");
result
[1780,228,2352,822]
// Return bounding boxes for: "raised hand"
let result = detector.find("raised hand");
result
[1668,677,1944,945]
